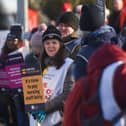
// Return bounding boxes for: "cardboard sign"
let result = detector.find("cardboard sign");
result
[21,64,45,112]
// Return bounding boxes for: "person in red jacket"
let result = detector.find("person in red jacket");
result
[63,44,126,126]
[120,0,126,29]
[109,0,126,33]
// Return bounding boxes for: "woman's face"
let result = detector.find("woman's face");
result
[6,39,19,51]
[43,39,61,57]
[57,23,74,38]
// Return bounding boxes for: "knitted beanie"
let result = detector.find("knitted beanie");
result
[42,25,62,42]
[57,12,79,31]
[80,4,104,31]
[6,24,23,41]
[30,30,43,47]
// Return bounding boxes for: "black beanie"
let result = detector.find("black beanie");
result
[6,24,23,41]
[42,25,62,42]
[80,4,104,31]
[57,12,79,31]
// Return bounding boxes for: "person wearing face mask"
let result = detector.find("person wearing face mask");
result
[56,12,81,60]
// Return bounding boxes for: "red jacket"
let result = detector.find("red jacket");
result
[120,0,126,29]
[63,44,126,126]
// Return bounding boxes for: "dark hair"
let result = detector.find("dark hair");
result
[1,40,13,55]
[40,42,67,71]
[9,24,23,41]
[1,38,22,56]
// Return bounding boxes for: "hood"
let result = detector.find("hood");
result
[87,44,126,75]
[62,31,78,43]
[81,25,116,46]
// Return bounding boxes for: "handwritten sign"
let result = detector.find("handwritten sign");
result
[21,64,45,112]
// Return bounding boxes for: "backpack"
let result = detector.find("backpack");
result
[80,61,126,126]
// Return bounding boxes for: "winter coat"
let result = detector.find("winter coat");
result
[63,32,81,60]
[0,49,29,126]
[63,44,126,126]
[25,52,40,65]
[74,25,117,81]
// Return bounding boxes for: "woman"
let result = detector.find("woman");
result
[33,25,74,126]
[0,25,29,126]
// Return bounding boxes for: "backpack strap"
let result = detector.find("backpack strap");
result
[80,73,104,126]
[82,76,101,104]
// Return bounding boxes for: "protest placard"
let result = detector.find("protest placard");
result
[0,53,24,89]
[21,64,45,112]
[5,53,24,89]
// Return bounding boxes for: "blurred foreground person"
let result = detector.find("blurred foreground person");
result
[63,44,126,126]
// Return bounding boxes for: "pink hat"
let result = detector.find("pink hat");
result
[30,30,43,47]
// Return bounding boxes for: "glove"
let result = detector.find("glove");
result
[32,112,38,120]
[31,103,45,120]
[36,111,46,123]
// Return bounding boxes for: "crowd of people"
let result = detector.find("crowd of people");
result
[0,0,126,126]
